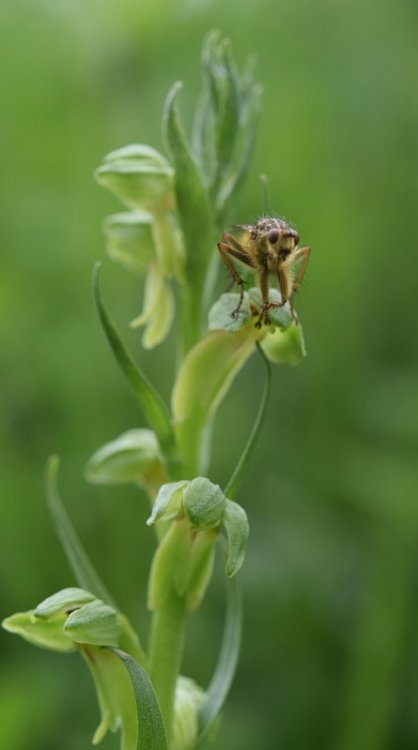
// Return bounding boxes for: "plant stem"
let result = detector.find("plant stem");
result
[148,589,187,739]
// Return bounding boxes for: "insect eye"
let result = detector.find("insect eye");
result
[268,229,279,244]
[294,232,300,245]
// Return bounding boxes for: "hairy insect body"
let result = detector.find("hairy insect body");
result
[217,217,311,327]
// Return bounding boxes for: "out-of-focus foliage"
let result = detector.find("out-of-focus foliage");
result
[1,1,418,749]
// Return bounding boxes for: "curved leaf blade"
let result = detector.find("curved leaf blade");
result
[197,574,242,744]
[46,456,116,608]
[224,342,271,500]
[92,263,174,454]
[113,648,169,750]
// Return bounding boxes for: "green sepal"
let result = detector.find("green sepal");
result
[85,429,165,487]
[147,481,189,526]
[103,210,154,276]
[261,321,306,365]
[64,600,122,648]
[34,587,95,619]
[183,477,226,530]
[2,610,76,653]
[46,456,117,607]
[222,500,249,577]
[92,264,175,457]
[208,292,251,332]
[95,144,174,212]
[172,329,257,474]
[248,288,293,329]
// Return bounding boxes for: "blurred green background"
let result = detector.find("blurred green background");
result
[1,0,418,748]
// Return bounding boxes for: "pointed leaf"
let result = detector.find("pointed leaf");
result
[46,456,116,607]
[197,575,242,744]
[224,342,271,500]
[113,649,169,750]
[92,263,174,454]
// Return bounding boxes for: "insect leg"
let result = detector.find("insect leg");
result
[290,246,311,298]
[256,266,273,328]
[217,237,256,317]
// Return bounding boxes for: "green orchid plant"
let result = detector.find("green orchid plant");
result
[3,32,307,750]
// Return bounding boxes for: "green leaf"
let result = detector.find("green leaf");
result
[197,574,242,744]
[214,40,240,185]
[183,477,226,530]
[85,429,164,486]
[261,322,306,365]
[208,292,251,332]
[172,329,256,474]
[2,610,75,653]
[46,456,117,608]
[34,587,95,619]
[224,342,271,500]
[163,82,211,261]
[147,481,189,526]
[222,500,249,577]
[64,600,121,648]
[92,263,175,455]
[113,649,169,750]
[163,81,212,351]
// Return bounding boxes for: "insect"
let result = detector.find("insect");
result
[217,216,311,327]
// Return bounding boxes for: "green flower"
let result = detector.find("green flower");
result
[2,588,143,750]
[95,145,185,348]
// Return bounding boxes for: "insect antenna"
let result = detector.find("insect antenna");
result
[259,173,272,216]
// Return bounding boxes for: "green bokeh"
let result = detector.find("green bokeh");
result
[1,1,418,748]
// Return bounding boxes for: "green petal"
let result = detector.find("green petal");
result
[103,211,154,277]
[130,263,175,349]
[147,481,189,526]
[222,500,249,577]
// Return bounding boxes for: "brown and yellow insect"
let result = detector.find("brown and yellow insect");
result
[217,217,311,327]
